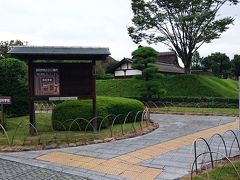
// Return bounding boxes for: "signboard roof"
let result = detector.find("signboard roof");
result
[8,46,111,61]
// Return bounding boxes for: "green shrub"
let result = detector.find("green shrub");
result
[51,96,145,131]
[153,96,238,108]
[0,58,28,116]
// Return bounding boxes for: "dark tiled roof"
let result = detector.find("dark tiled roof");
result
[8,46,110,61]
[151,62,184,74]
[106,58,132,73]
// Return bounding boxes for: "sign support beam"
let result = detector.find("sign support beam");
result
[92,60,97,132]
[28,60,37,136]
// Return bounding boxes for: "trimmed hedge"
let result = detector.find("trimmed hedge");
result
[150,96,239,108]
[52,96,144,131]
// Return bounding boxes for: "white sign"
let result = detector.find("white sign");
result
[0,96,11,104]
[49,97,78,101]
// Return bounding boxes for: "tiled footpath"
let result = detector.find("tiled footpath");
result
[0,114,239,180]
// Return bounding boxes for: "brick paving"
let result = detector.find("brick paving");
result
[0,158,86,180]
[0,114,239,180]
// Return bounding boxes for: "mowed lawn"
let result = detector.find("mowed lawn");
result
[0,114,146,147]
[97,75,238,98]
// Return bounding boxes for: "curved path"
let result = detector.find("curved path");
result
[0,114,239,180]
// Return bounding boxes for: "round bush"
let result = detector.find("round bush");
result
[51,96,145,131]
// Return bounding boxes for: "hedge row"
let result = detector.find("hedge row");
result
[148,96,239,108]
[52,96,145,131]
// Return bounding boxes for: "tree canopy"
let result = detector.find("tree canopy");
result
[132,46,165,100]
[202,52,231,78]
[231,54,240,79]
[0,40,27,59]
[128,0,239,73]
[0,58,28,116]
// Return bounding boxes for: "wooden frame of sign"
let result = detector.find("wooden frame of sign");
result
[8,46,110,135]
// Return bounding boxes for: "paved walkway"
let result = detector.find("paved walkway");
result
[0,114,239,180]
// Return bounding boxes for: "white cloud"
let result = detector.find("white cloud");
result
[0,0,239,60]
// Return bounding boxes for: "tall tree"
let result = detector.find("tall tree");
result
[231,54,240,79]
[0,40,27,59]
[202,52,231,78]
[128,0,238,74]
[191,51,203,70]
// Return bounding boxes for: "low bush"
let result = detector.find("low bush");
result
[52,96,145,131]
[151,96,238,108]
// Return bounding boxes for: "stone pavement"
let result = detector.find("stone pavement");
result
[0,158,86,180]
[0,114,239,180]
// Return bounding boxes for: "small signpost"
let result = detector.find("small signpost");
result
[0,96,11,132]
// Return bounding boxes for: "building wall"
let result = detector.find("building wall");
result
[114,62,142,77]
[126,69,142,76]
[114,69,142,77]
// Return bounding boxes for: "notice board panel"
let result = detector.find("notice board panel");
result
[33,63,92,98]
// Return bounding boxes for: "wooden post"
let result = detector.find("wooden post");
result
[92,60,97,132]
[0,104,4,134]
[28,60,37,135]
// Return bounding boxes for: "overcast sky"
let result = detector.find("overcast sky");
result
[0,0,239,63]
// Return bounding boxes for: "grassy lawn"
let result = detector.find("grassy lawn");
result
[96,75,238,98]
[150,107,239,115]
[191,161,240,180]
[0,113,148,148]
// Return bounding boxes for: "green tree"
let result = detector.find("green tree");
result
[0,40,27,59]
[132,46,165,100]
[128,0,238,74]
[191,51,203,70]
[231,54,240,79]
[0,58,28,116]
[202,52,231,78]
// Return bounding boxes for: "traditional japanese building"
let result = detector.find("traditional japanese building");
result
[107,51,184,78]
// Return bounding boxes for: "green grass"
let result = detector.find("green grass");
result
[96,75,238,98]
[151,107,238,115]
[192,161,240,180]
[0,114,147,148]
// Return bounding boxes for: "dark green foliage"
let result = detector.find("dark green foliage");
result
[96,56,117,80]
[52,96,144,131]
[156,96,238,108]
[0,58,28,116]
[191,51,203,70]
[231,54,240,79]
[202,52,231,78]
[0,40,26,59]
[128,0,238,73]
[131,46,165,100]
[132,47,158,59]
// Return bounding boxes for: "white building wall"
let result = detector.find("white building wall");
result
[128,63,132,69]
[114,70,125,77]
[121,63,128,70]
[126,69,142,76]
[114,61,142,77]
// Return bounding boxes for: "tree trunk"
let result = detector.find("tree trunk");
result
[183,54,193,74]
[183,60,191,74]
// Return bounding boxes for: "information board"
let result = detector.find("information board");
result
[34,68,60,96]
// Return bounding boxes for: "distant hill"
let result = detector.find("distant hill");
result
[96,56,117,77]
[96,75,238,98]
